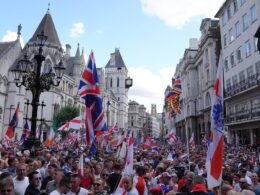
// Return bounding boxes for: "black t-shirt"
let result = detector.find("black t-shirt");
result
[107,173,122,193]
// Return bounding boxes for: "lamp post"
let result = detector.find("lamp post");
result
[106,101,110,128]
[12,31,65,149]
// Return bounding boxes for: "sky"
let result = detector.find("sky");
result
[0,0,224,112]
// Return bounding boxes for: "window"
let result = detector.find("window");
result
[221,13,226,26]
[256,61,260,74]
[240,0,246,6]
[229,28,234,43]
[43,60,52,73]
[244,40,251,57]
[110,77,113,87]
[232,75,238,86]
[205,92,211,106]
[227,6,232,20]
[242,14,249,30]
[206,69,210,82]
[247,66,254,78]
[117,77,119,87]
[223,34,227,47]
[227,79,231,89]
[230,53,235,67]
[239,71,245,83]
[237,47,242,62]
[224,57,229,72]
[251,5,257,22]
[233,0,238,13]
[205,49,209,64]
[254,37,258,51]
[235,21,240,37]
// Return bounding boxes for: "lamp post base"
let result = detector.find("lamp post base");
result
[22,137,42,151]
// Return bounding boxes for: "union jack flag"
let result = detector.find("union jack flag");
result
[78,51,107,145]
[18,120,31,145]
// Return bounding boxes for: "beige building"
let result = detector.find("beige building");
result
[215,0,260,145]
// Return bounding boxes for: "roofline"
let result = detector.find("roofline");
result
[215,0,230,18]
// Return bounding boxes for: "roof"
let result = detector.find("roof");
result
[28,11,61,48]
[105,48,126,68]
[64,56,83,75]
[0,41,16,58]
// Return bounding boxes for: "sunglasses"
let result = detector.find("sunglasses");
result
[102,174,109,176]
[34,177,42,181]
[94,183,101,186]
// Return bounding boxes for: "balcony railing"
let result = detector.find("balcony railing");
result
[225,73,260,97]
[225,105,260,124]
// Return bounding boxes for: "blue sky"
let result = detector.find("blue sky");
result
[1,0,224,112]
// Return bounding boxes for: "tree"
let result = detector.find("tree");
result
[54,105,80,128]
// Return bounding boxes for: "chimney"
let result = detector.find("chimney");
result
[65,44,71,57]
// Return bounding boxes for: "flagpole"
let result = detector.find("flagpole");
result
[184,103,190,171]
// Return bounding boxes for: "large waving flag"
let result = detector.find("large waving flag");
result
[18,120,31,145]
[143,135,152,149]
[58,116,82,131]
[206,54,224,189]
[78,51,107,145]
[5,104,19,139]
[45,124,56,147]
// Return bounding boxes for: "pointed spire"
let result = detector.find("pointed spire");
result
[75,43,80,57]
[47,3,50,14]
[17,24,22,40]
[81,47,84,56]
[28,11,61,48]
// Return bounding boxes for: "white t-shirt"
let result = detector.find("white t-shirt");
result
[13,176,29,195]
[67,187,89,195]
[125,187,139,195]
[49,190,67,195]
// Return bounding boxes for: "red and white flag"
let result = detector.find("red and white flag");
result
[206,54,224,189]
[58,116,82,131]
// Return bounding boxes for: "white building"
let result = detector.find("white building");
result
[215,0,260,145]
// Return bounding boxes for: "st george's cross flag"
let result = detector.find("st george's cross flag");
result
[78,51,107,145]
[206,54,225,189]
[58,116,82,131]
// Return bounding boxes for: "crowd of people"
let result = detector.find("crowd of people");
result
[0,141,260,195]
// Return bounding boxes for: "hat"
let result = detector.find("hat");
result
[159,172,172,178]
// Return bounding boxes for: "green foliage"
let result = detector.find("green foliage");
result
[54,105,80,128]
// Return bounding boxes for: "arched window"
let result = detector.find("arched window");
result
[205,92,211,106]
[43,59,52,73]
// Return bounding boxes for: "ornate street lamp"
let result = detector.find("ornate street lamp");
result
[12,31,65,149]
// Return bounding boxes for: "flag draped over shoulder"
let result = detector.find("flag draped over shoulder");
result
[5,104,19,139]
[78,51,107,145]
[206,54,224,189]
[18,120,30,145]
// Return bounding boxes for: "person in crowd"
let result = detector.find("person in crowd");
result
[123,176,139,195]
[134,165,148,195]
[100,169,110,192]
[94,163,102,180]
[50,176,71,195]
[2,157,19,178]
[80,162,94,190]
[41,163,57,191]
[62,156,73,174]
[13,164,29,195]
[150,172,172,195]
[24,171,41,195]
[251,172,260,190]
[107,162,122,193]
[68,173,89,195]
[45,168,65,194]
[0,177,15,195]
[91,178,108,195]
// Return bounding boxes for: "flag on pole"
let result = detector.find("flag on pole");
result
[57,116,82,131]
[206,54,224,189]
[18,120,30,145]
[143,135,152,149]
[5,104,19,139]
[78,51,107,145]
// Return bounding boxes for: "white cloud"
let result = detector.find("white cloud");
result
[2,30,25,47]
[70,22,85,38]
[140,0,224,29]
[128,66,175,113]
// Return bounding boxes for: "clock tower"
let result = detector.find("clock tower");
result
[105,48,132,129]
